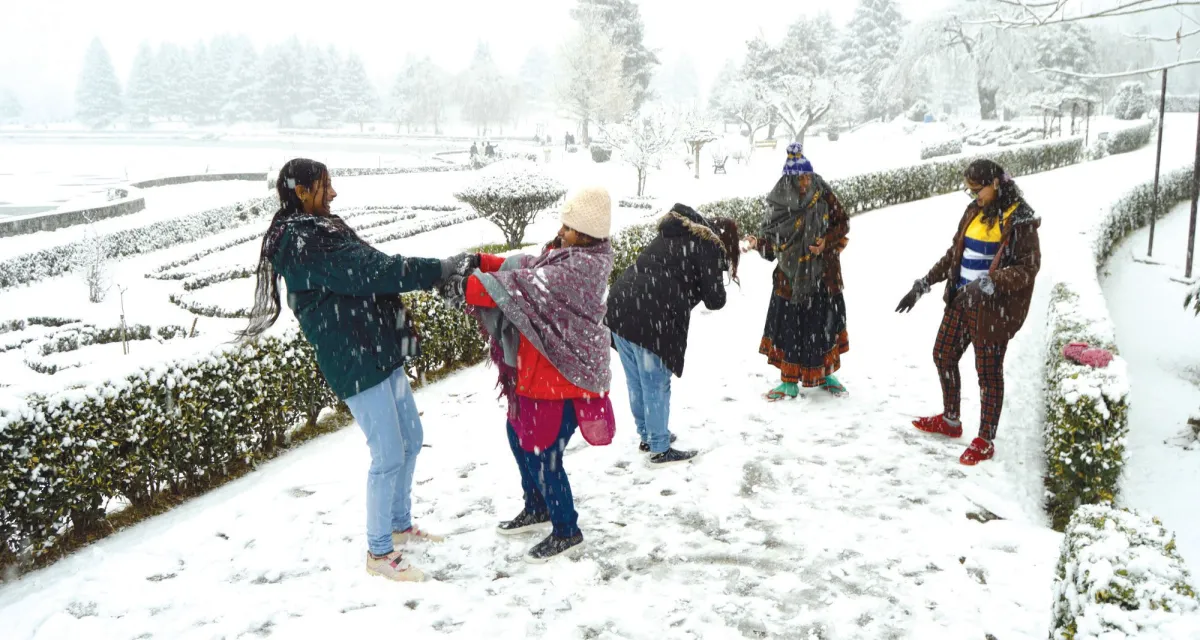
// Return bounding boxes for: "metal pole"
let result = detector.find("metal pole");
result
[1085,101,1092,147]
[1186,93,1200,279]
[1150,69,1168,256]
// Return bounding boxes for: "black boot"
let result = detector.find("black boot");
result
[649,448,699,468]
[526,533,585,564]
[638,433,677,453]
[496,509,550,536]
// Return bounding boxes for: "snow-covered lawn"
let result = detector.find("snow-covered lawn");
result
[2,116,1198,638]
[1101,200,1200,577]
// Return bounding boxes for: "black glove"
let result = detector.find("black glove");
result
[439,253,480,283]
[895,277,930,314]
[438,274,467,309]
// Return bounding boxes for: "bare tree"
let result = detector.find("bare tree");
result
[601,107,679,196]
[973,0,1200,77]
[76,227,111,303]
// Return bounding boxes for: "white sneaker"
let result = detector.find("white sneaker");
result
[365,551,425,582]
[392,526,445,546]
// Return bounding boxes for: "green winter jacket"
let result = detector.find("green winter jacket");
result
[270,215,441,400]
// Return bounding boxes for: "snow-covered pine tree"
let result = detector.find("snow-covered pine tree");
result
[76,38,123,129]
[838,0,906,122]
[1031,24,1099,106]
[772,13,851,144]
[338,53,376,132]
[304,45,341,127]
[222,36,262,124]
[555,16,632,145]
[741,36,784,139]
[188,41,218,123]
[125,42,160,127]
[571,0,660,110]
[519,47,553,113]
[0,88,20,121]
[154,43,191,121]
[260,38,307,127]
[461,43,512,137]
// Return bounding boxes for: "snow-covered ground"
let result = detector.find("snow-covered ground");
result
[1101,200,1200,577]
[2,115,1197,638]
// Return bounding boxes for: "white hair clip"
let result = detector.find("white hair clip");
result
[286,178,296,189]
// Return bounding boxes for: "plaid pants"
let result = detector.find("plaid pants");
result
[932,305,1009,441]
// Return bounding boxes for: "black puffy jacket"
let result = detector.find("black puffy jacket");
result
[605,204,727,377]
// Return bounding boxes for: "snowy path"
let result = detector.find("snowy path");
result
[2,122,1198,639]
[1101,200,1200,576]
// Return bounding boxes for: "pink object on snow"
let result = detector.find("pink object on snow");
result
[1078,348,1114,368]
[1062,342,1088,361]
[1062,341,1113,368]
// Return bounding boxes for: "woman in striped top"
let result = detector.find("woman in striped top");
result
[894,159,1041,466]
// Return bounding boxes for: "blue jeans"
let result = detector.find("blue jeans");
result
[343,367,424,556]
[613,335,673,454]
[506,401,580,538]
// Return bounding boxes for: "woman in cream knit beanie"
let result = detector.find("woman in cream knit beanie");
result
[559,185,612,241]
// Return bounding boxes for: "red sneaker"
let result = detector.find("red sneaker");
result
[912,414,963,438]
[959,438,995,466]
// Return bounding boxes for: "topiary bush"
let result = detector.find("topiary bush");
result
[1111,82,1148,121]
[590,145,612,163]
[1050,505,1198,640]
[454,161,565,249]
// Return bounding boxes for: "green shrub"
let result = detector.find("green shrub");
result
[0,332,335,564]
[1051,505,1198,639]
[1044,283,1129,530]
[920,138,964,160]
[1043,165,1194,531]
[608,221,658,286]
[0,295,486,565]
[1111,82,1148,120]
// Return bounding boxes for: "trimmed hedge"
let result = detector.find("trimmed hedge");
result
[692,135,1086,242]
[0,289,486,565]
[0,332,334,563]
[1050,505,1198,639]
[1044,283,1130,530]
[0,195,277,291]
[1043,166,1194,531]
[1165,95,1199,113]
[1090,121,1156,160]
[920,138,963,160]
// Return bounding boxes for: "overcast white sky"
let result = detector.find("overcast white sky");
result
[0,0,958,119]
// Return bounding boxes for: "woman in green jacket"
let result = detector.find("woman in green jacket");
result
[240,158,477,582]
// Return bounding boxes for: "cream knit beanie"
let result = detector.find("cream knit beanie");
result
[559,185,611,240]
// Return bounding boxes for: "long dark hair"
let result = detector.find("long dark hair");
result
[709,217,741,284]
[964,159,1024,227]
[237,158,330,341]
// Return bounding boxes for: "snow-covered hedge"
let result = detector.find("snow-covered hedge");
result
[1165,95,1198,113]
[1044,282,1130,530]
[1050,505,1198,640]
[0,195,277,290]
[1043,166,1194,531]
[919,138,963,161]
[0,288,486,564]
[693,134,1089,242]
[0,332,335,563]
[454,161,565,249]
[1089,121,1156,161]
[329,165,472,178]
[608,221,660,286]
